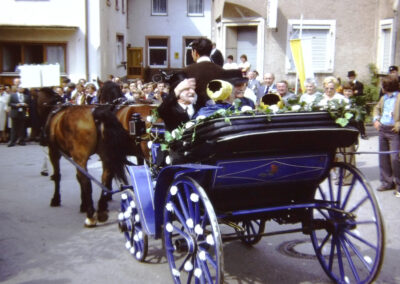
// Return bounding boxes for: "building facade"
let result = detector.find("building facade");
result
[0,0,129,85]
[211,0,400,85]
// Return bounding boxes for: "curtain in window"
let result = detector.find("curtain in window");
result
[46,46,65,72]
[153,0,166,14]
[188,0,202,14]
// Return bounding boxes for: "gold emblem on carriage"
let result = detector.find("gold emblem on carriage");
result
[259,163,279,178]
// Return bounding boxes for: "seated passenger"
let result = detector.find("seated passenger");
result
[157,77,197,131]
[194,80,234,118]
[230,77,255,109]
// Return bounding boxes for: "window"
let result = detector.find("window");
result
[377,19,393,73]
[183,37,196,66]
[147,37,169,68]
[1,42,66,73]
[188,0,203,16]
[286,20,336,73]
[116,34,125,66]
[152,0,167,15]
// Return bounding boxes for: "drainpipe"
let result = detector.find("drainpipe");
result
[85,0,89,81]
[392,0,399,65]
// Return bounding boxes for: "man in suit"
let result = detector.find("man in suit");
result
[210,43,224,67]
[8,86,29,147]
[157,78,197,132]
[256,73,277,104]
[183,37,242,109]
[347,70,364,96]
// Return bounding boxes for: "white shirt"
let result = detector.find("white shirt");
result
[223,62,239,70]
[196,56,211,63]
[299,92,322,105]
[178,102,195,119]
[318,93,349,107]
[244,88,257,104]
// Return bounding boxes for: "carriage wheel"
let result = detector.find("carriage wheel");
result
[119,189,148,262]
[310,162,384,284]
[237,220,266,245]
[163,176,223,284]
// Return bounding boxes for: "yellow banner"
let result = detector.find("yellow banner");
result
[290,39,306,93]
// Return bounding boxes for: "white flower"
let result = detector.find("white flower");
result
[291,105,301,111]
[171,129,180,139]
[241,105,253,112]
[185,121,195,129]
[196,115,206,121]
[269,104,279,114]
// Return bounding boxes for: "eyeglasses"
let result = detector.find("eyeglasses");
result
[325,87,335,90]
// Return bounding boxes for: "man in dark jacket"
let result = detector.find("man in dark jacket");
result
[184,37,242,109]
[210,43,224,67]
[8,86,30,146]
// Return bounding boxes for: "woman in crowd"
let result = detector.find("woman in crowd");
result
[238,54,251,77]
[319,76,348,106]
[299,78,322,107]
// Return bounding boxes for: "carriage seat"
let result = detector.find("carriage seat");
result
[169,111,359,164]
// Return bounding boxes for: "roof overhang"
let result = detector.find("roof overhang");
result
[0,25,78,31]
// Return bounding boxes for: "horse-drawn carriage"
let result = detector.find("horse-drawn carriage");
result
[118,110,384,284]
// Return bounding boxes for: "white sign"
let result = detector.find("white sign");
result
[18,64,60,88]
[267,0,278,29]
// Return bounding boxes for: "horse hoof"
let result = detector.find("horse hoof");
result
[84,217,97,228]
[97,211,109,223]
[50,199,61,207]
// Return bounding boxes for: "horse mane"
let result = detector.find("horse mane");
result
[98,80,123,104]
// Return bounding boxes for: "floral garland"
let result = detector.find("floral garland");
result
[146,97,365,152]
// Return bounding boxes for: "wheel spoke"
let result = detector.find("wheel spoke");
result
[340,182,356,211]
[170,203,191,233]
[328,236,335,272]
[344,229,377,250]
[177,190,190,220]
[339,236,361,282]
[316,231,332,255]
[335,237,346,281]
[349,195,369,213]
[343,234,373,272]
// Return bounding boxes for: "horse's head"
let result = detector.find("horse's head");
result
[37,87,63,125]
[98,80,124,104]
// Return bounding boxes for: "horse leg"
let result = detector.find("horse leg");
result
[49,146,62,207]
[76,168,97,228]
[97,166,113,223]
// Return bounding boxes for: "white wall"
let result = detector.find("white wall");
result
[0,0,87,82]
[128,0,212,69]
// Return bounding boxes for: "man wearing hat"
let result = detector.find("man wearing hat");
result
[347,70,364,96]
[157,77,197,132]
[389,65,400,88]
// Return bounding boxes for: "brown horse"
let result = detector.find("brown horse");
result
[114,104,158,163]
[37,85,135,227]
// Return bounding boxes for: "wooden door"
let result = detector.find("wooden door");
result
[127,47,143,79]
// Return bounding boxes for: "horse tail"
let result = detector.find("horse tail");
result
[92,106,132,183]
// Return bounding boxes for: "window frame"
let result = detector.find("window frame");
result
[286,19,336,74]
[0,41,67,74]
[187,0,204,16]
[146,36,170,68]
[116,34,125,67]
[377,18,394,74]
[151,0,167,16]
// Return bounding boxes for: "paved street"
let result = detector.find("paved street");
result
[0,126,399,284]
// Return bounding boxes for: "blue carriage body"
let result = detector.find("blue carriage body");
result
[126,111,356,238]
[121,110,385,284]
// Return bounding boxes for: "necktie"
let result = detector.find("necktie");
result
[265,86,270,95]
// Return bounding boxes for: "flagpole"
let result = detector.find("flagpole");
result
[295,14,303,95]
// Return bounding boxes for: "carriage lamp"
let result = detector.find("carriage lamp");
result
[129,113,145,137]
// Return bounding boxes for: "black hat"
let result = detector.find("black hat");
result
[347,70,356,77]
[227,76,248,86]
[389,65,398,72]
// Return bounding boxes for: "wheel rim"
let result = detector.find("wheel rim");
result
[238,220,265,245]
[310,162,384,283]
[164,177,223,284]
[119,190,148,262]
